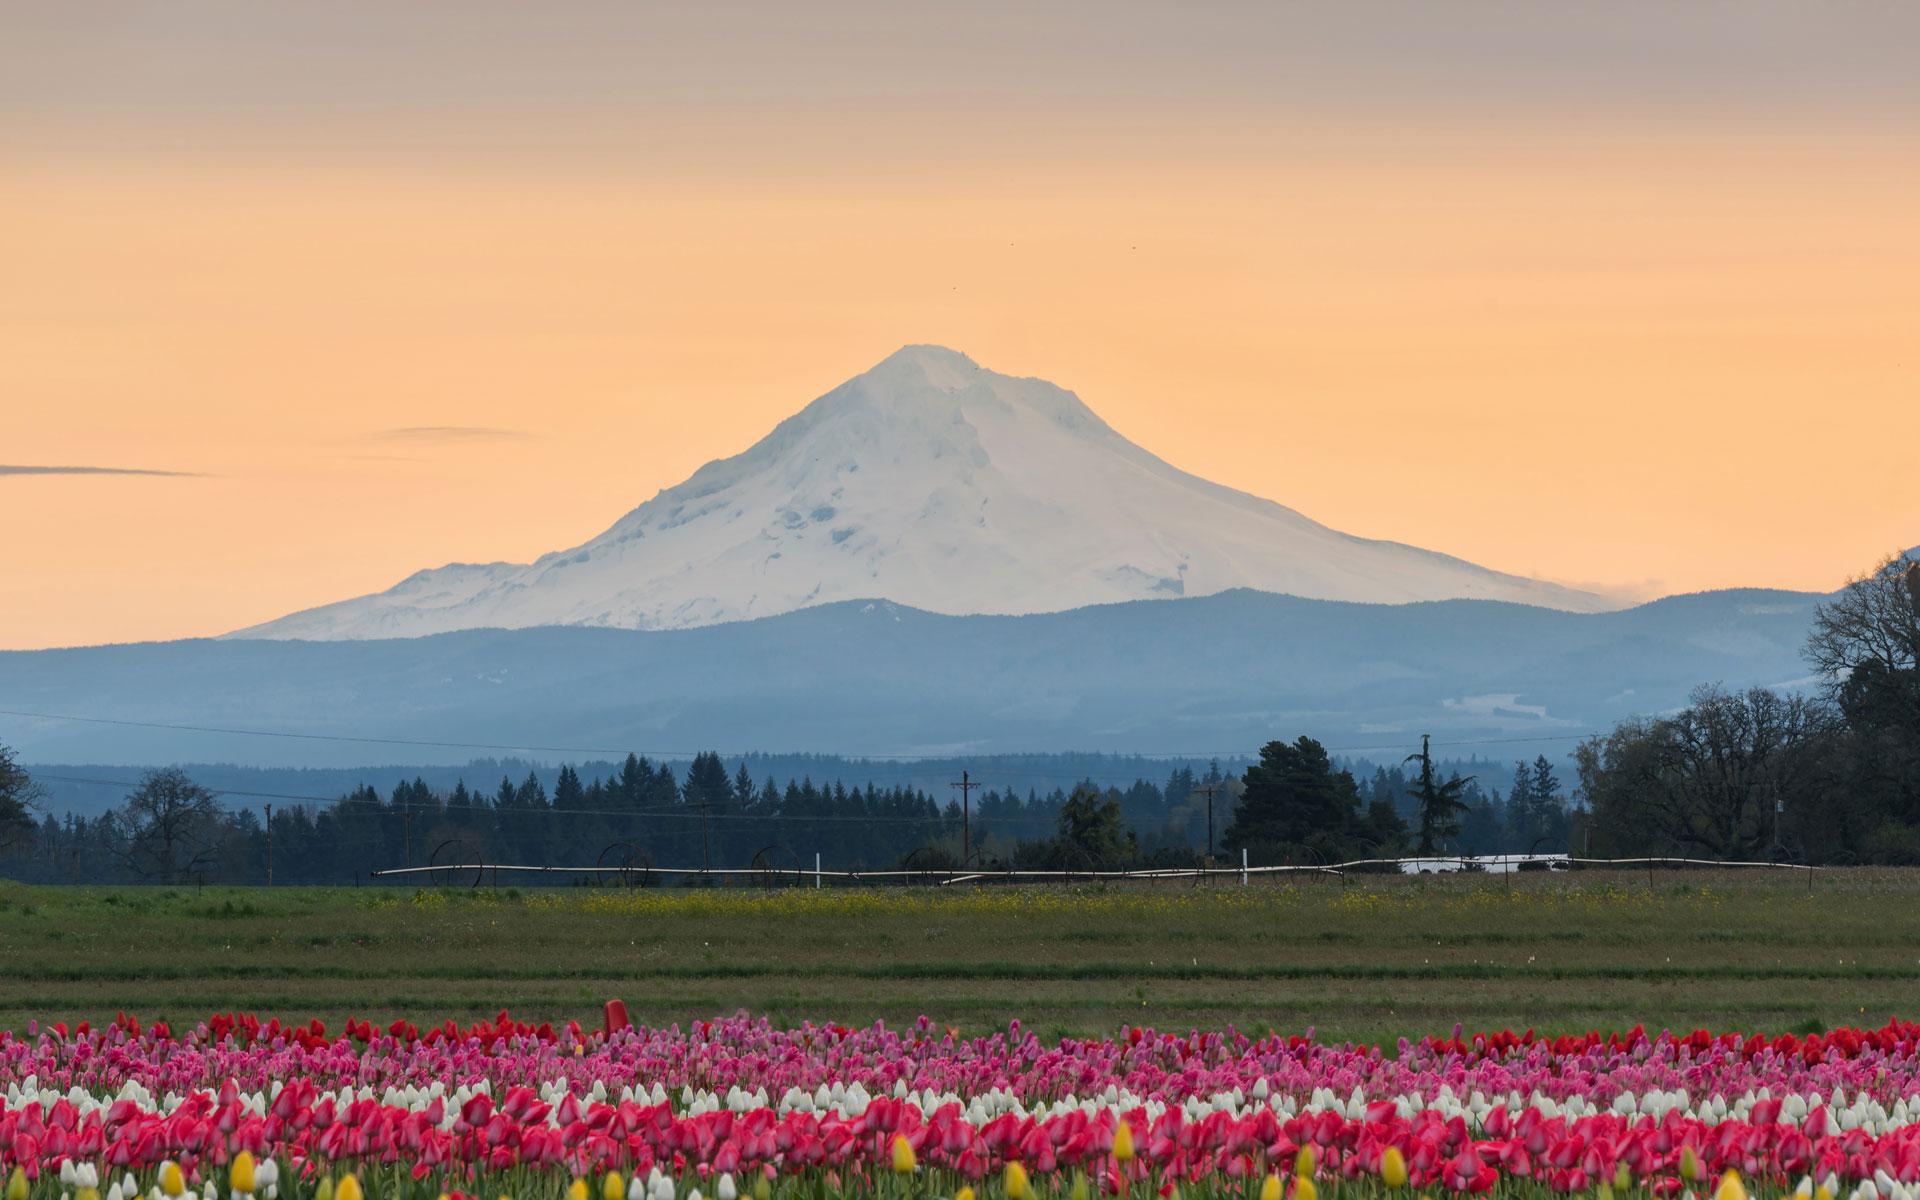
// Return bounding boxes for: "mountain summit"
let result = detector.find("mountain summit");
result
[235,345,1606,640]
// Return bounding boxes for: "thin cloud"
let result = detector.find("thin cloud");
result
[0,464,202,478]
[372,426,534,445]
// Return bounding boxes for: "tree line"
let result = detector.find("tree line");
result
[0,742,1546,884]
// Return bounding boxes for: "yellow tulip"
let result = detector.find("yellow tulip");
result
[1294,1178,1317,1200]
[335,1174,364,1200]
[1295,1146,1316,1179]
[604,1174,625,1200]
[892,1136,917,1174]
[1715,1171,1748,1200]
[1005,1161,1031,1200]
[1679,1148,1700,1183]
[1382,1147,1408,1190]
[753,1178,770,1200]
[1260,1174,1283,1200]
[1070,1174,1088,1200]
[1615,1163,1633,1192]
[1599,1184,1615,1200]
[314,1177,334,1200]
[77,1188,100,1200]
[229,1152,257,1196]
[1816,1187,1834,1200]
[1111,1120,1135,1164]
[8,1167,29,1200]
[568,1180,590,1200]
[957,1188,976,1200]
[159,1163,186,1200]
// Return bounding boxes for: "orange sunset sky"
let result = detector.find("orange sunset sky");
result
[3,2,1917,651]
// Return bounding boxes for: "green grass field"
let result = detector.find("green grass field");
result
[1,869,1914,1042]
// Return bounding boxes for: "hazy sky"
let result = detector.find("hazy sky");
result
[4,1,1917,649]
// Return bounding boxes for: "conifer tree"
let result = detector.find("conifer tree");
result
[1223,736,1367,862]
[553,765,584,810]
[1406,735,1472,855]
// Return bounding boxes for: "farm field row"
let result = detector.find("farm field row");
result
[1,871,1915,1041]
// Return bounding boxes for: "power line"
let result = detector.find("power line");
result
[1373,732,1598,750]
[35,761,1238,790]
[33,772,371,806]
[0,707,1604,760]
[29,774,967,827]
[0,709,690,758]
[33,730,1596,821]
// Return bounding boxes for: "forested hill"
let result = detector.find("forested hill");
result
[0,586,1820,766]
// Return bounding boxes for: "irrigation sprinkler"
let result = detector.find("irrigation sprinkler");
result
[749,845,803,890]
[427,837,486,890]
[901,846,955,888]
[595,841,649,888]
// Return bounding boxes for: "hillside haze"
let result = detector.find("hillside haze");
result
[236,345,1604,640]
[3,587,1819,766]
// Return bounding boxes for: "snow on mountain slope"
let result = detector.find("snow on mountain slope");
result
[234,345,1607,640]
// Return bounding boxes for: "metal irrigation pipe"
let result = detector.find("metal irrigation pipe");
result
[368,855,1822,886]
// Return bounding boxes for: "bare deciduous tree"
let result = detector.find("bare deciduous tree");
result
[116,768,225,884]
[1577,685,1836,861]
[1809,552,1920,730]
[0,742,41,856]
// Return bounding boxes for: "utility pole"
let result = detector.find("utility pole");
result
[403,809,413,870]
[700,796,712,876]
[951,770,979,864]
[1199,783,1218,864]
[1771,778,1783,864]
[264,804,274,886]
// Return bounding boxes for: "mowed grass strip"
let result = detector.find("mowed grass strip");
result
[4,961,1918,983]
[1,870,1914,1040]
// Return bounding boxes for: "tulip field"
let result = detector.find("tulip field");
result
[3,872,1920,1200]
[5,1008,1920,1200]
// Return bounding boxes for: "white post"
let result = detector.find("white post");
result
[815,852,822,889]
[1240,847,1248,886]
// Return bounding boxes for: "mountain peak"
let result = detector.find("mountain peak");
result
[878,343,978,371]
[231,347,1611,641]
[852,344,987,398]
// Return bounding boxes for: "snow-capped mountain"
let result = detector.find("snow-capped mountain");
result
[235,345,1606,640]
